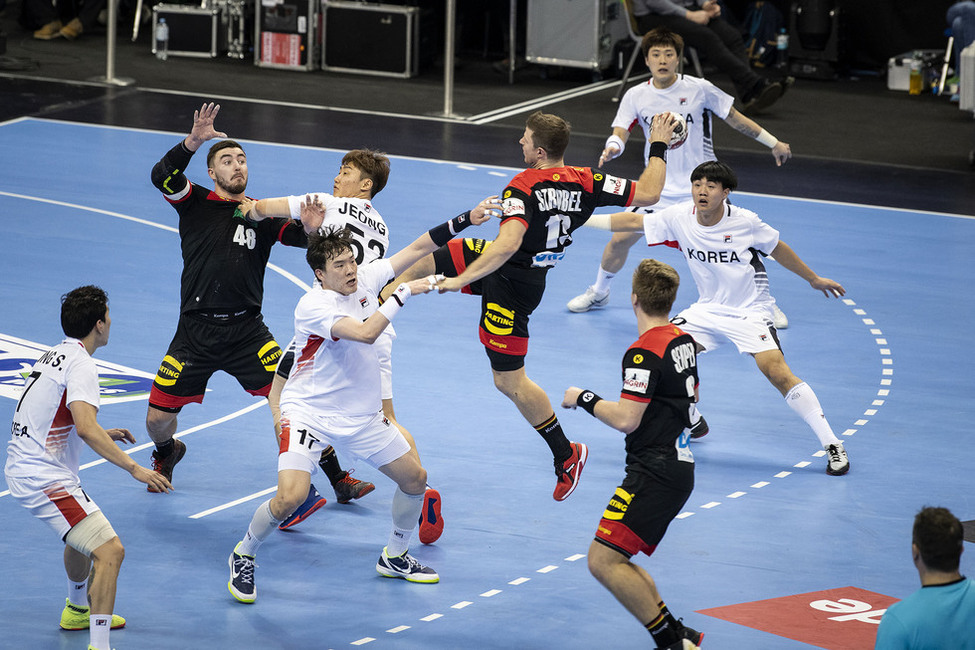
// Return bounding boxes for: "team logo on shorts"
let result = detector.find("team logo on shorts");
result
[1,334,154,404]
[258,341,283,372]
[602,487,633,520]
[483,303,515,336]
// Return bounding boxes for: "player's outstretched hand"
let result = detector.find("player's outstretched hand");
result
[598,144,621,168]
[133,465,173,493]
[186,102,227,150]
[299,194,326,232]
[435,276,464,294]
[810,276,845,298]
[404,274,445,296]
[649,112,678,146]
[561,387,583,409]
[470,196,501,224]
[238,197,263,220]
[106,428,136,444]
[772,141,792,167]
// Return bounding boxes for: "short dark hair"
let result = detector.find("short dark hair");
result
[206,140,245,169]
[61,285,108,339]
[525,111,571,160]
[913,506,964,573]
[632,259,680,315]
[306,227,355,273]
[690,161,738,191]
[641,27,684,60]
[342,149,390,198]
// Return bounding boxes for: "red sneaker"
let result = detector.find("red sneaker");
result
[553,442,588,501]
[418,488,443,544]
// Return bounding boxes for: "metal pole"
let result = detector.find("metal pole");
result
[442,0,457,117]
[91,0,135,85]
[508,0,516,84]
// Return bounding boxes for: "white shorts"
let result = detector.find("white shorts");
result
[278,408,410,473]
[376,330,393,401]
[672,302,781,356]
[6,473,102,541]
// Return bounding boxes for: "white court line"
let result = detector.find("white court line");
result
[189,485,277,519]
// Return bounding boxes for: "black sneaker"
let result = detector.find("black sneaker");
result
[681,623,704,646]
[147,438,185,492]
[228,543,256,603]
[376,547,439,583]
[332,469,375,504]
[741,80,784,114]
[689,417,709,440]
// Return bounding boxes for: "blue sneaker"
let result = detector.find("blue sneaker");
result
[278,485,326,530]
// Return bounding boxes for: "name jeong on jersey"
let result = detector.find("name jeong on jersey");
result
[686,248,741,263]
[338,202,386,236]
[535,189,582,213]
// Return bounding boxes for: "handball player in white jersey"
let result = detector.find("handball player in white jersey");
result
[5,286,171,650]
[569,28,792,329]
[588,161,850,476]
[228,195,497,603]
[243,150,394,529]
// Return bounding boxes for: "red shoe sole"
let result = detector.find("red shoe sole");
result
[418,489,443,544]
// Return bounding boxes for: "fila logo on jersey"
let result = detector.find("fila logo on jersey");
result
[360,297,369,309]
[535,189,582,213]
[724,234,733,243]
[686,248,741,263]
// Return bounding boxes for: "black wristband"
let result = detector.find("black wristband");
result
[427,211,472,248]
[648,141,667,161]
[577,390,602,416]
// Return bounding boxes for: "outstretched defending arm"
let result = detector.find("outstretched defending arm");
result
[150,102,227,195]
[724,108,792,167]
[770,240,846,297]
[629,112,678,207]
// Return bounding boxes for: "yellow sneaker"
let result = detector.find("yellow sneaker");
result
[33,20,63,40]
[59,18,84,40]
[60,599,126,630]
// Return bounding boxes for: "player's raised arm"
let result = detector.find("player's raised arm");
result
[183,102,227,152]
[630,112,677,206]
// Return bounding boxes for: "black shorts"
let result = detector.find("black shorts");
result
[593,458,694,558]
[433,238,546,372]
[149,310,282,412]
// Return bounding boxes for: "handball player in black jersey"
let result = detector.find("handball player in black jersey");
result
[562,259,703,650]
[385,110,678,502]
[144,103,322,490]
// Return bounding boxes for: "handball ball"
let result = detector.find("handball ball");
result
[668,113,688,150]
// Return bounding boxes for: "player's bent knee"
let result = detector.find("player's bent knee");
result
[92,537,125,567]
[65,511,119,559]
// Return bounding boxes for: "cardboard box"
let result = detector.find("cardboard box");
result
[152,4,226,59]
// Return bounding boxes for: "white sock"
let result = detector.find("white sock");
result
[688,403,704,427]
[592,266,616,295]
[68,578,88,608]
[89,614,111,650]
[387,489,423,557]
[785,382,840,446]
[238,500,281,557]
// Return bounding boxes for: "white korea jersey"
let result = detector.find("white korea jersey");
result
[644,201,780,312]
[280,259,395,417]
[614,75,734,205]
[5,338,99,481]
[288,193,389,264]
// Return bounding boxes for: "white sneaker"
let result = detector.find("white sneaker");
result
[825,442,849,476]
[567,286,610,313]
[772,303,789,329]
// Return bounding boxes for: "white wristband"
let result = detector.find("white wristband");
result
[605,134,625,158]
[755,129,778,148]
[378,283,411,321]
[584,214,613,231]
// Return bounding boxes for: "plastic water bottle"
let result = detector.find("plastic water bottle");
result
[909,51,923,95]
[775,28,789,69]
[155,18,169,61]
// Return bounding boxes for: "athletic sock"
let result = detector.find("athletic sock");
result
[646,611,680,647]
[238,499,281,557]
[534,414,572,462]
[387,489,423,557]
[318,446,344,486]
[657,602,683,633]
[785,381,841,446]
[592,266,616,295]
[89,615,111,650]
[154,438,174,456]
[68,578,88,608]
